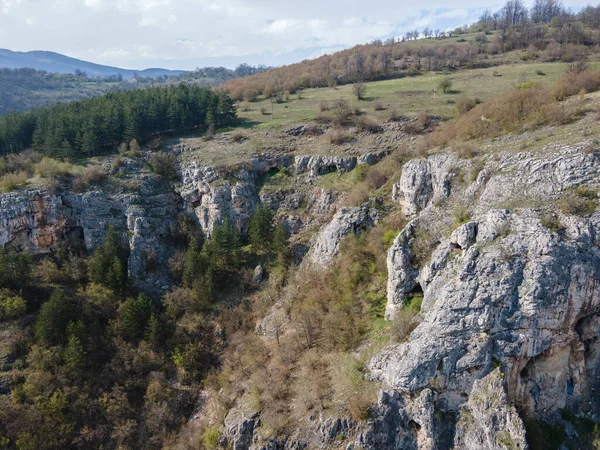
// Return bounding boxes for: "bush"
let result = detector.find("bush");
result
[453,204,471,225]
[354,116,381,133]
[232,131,247,143]
[331,99,352,126]
[517,80,537,90]
[34,157,73,179]
[0,173,27,192]
[149,152,179,181]
[557,192,597,216]
[366,168,387,190]
[353,82,366,100]
[456,96,477,115]
[455,142,478,159]
[0,291,27,319]
[438,79,453,93]
[404,111,432,135]
[260,106,268,115]
[201,427,219,450]
[540,213,564,233]
[372,100,384,111]
[328,129,355,145]
[318,99,330,112]
[552,70,600,101]
[72,165,106,192]
[388,107,401,122]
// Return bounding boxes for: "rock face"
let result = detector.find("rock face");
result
[305,200,381,268]
[392,155,457,217]
[0,171,179,296]
[474,146,600,213]
[454,369,528,450]
[295,151,388,178]
[385,219,420,319]
[372,209,600,421]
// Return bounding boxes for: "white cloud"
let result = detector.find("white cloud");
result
[0,0,592,69]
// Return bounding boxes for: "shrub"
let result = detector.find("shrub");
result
[315,112,332,124]
[558,192,597,216]
[201,427,219,450]
[0,173,27,192]
[72,165,107,192]
[260,106,268,115]
[455,142,478,159]
[318,99,330,112]
[129,139,142,156]
[517,80,537,90]
[540,213,564,233]
[34,157,73,179]
[232,131,247,143]
[354,116,381,133]
[0,292,27,319]
[552,70,600,101]
[438,79,453,93]
[331,99,352,126]
[404,111,432,135]
[388,107,401,122]
[411,229,437,267]
[372,100,384,111]
[149,152,179,181]
[328,129,355,145]
[366,168,387,190]
[456,96,477,115]
[453,204,471,225]
[536,70,546,76]
[353,82,366,100]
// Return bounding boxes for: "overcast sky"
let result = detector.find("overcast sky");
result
[0,0,590,70]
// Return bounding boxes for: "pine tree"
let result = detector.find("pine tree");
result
[249,204,274,254]
[120,294,153,341]
[35,289,73,345]
[89,226,128,291]
[272,222,291,267]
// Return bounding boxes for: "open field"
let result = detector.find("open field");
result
[236,61,591,129]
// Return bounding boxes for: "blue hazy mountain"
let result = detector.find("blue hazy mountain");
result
[0,49,185,78]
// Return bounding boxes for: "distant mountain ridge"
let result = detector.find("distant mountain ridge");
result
[0,49,185,79]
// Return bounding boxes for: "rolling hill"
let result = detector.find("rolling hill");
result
[0,48,185,79]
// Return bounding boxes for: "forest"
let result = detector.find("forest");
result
[0,64,269,116]
[0,84,236,157]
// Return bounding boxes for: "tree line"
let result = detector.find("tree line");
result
[0,84,236,157]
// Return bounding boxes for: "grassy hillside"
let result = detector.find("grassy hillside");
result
[236,61,579,129]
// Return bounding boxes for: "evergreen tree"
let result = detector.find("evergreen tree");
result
[182,237,203,288]
[272,222,291,267]
[249,204,274,253]
[34,289,73,345]
[89,226,128,291]
[0,248,32,291]
[120,294,153,341]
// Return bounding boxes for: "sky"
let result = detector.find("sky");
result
[0,0,590,70]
